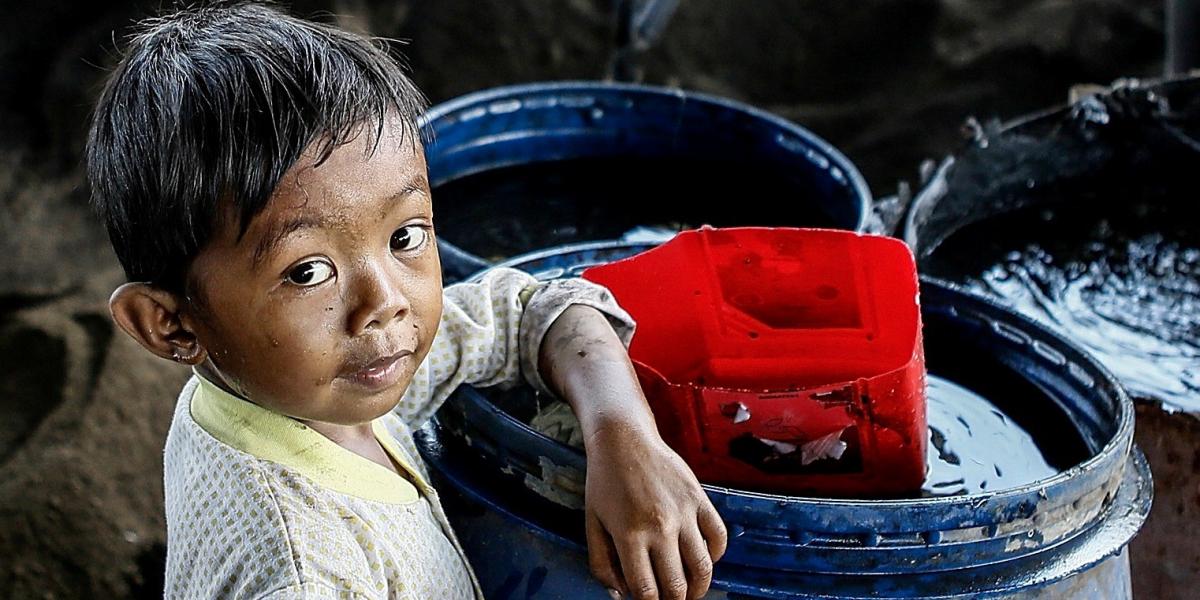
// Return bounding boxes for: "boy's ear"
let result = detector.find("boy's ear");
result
[109,283,207,365]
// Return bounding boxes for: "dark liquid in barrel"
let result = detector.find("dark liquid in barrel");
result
[926,197,1200,412]
[432,157,845,261]
[922,375,1059,496]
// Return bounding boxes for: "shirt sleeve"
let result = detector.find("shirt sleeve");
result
[392,267,636,428]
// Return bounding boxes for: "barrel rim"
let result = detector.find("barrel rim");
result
[901,77,1200,255]
[419,426,1151,594]
[418,80,874,233]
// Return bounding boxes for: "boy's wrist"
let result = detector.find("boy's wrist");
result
[581,411,661,453]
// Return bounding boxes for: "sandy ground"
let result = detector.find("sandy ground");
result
[1,0,1188,597]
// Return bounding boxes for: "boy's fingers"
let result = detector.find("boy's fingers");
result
[586,513,627,595]
[651,541,689,600]
[680,526,714,598]
[698,503,728,562]
[617,540,660,600]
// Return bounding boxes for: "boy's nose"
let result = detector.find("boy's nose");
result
[347,263,412,335]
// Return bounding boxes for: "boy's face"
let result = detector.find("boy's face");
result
[186,125,442,425]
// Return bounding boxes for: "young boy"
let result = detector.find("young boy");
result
[86,3,725,599]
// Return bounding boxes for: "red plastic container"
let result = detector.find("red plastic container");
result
[582,227,926,497]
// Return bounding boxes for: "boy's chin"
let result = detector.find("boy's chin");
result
[326,373,412,418]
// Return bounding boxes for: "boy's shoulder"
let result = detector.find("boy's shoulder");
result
[162,378,376,597]
[162,378,297,596]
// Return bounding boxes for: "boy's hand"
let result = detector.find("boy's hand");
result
[539,305,728,599]
[583,423,726,600]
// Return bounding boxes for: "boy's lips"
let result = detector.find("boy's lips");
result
[338,349,414,390]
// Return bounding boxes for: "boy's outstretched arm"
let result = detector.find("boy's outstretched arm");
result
[539,305,728,600]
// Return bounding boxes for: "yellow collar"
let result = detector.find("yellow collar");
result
[189,373,425,504]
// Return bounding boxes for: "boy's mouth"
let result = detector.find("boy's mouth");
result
[338,349,414,391]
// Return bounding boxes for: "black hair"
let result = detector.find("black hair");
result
[86,2,429,293]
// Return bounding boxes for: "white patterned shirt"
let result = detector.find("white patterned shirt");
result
[162,268,634,599]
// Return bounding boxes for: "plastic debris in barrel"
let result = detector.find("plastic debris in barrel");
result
[581,227,927,497]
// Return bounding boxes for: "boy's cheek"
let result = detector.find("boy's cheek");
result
[209,309,345,388]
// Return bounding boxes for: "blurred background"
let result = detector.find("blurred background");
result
[0,1,1185,598]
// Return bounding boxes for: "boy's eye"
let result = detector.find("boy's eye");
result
[390,225,428,253]
[286,259,334,287]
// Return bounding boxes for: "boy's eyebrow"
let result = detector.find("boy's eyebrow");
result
[397,175,427,198]
[252,215,331,268]
[250,179,429,269]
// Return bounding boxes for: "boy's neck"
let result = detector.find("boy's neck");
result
[299,418,377,447]
[301,417,403,478]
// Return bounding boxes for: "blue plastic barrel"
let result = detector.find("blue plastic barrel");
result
[417,241,1151,599]
[419,82,873,282]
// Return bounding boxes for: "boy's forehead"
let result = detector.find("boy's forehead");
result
[288,127,428,199]
[235,132,430,259]
[282,126,426,205]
